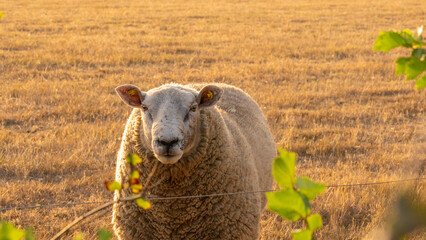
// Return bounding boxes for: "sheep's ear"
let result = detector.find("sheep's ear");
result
[197,85,223,108]
[115,84,146,108]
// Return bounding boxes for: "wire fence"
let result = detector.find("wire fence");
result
[1,177,425,212]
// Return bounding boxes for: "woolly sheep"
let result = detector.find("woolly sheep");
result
[112,83,276,240]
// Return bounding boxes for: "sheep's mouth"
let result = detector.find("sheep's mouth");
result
[155,152,183,165]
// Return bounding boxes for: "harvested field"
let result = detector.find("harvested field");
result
[0,0,425,239]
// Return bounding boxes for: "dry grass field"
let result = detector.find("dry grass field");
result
[0,0,425,239]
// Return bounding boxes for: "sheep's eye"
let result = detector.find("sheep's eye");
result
[190,105,197,112]
[141,105,149,111]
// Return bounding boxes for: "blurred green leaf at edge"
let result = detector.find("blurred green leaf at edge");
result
[295,177,326,201]
[0,222,26,240]
[292,229,312,240]
[373,30,413,52]
[272,149,296,190]
[97,229,113,240]
[126,154,142,166]
[415,75,426,90]
[266,189,310,221]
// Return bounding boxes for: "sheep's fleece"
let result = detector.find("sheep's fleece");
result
[112,83,276,240]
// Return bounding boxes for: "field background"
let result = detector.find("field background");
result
[0,0,425,239]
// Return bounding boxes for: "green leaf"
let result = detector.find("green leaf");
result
[413,39,426,47]
[73,233,84,240]
[97,229,113,240]
[130,170,140,180]
[104,181,122,192]
[373,31,413,52]
[130,183,143,193]
[307,214,323,231]
[272,149,296,189]
[292,229,312,240]
[129,170,142,193]
[0,222,26,240]
[295,177,326,200]
[395,57,426,80]
[395,57,411,76]
[136,198,151,209]
[411,48,426,58]
[25,228,35,240]
[126,154,142,166]
[266,189,310,221]
[416,75,426,90]
[400,29,415,43]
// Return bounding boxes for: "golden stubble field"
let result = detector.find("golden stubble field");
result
[0,0,425,239]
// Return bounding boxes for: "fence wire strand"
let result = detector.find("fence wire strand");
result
[1,177,425,212]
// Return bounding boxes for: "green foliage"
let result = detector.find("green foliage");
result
[24,229,34,240]
[0,222,34,240]
[292,229,312,240]
[135,198,151,210]
[272,149,296,189]
[73,230,112,240]
[104,181,122,192]
[390,193,426,240]
[129,170,143,193]
[105,154,150,208]
[373,27,426,90]
[0,222,113,240]
[266,149,325,240]
[130,183,143,193]
[266,189,310,221]
[0,222,25,240]
[130,170,140,180]
[373,30,418,52]
[73,233,84,240]
[96,229,113,240]
[126,154,142,166]
[395,57,426,80]
[416,75,426,89]
[295,177,325,201]
[307,214,322,231]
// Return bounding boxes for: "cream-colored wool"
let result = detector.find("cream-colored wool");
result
[112,84,276,240]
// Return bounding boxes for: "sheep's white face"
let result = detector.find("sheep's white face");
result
[116,84,222,165]
[141,88,197,164]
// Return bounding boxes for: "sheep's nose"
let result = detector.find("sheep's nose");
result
[156,139,179,149]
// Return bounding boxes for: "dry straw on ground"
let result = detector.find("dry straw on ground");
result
[0,0,425,239]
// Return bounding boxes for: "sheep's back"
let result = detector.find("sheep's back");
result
[216,85,275,195]
[188,83,275,208]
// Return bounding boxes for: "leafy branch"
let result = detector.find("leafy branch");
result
[390,193,426,240]
[104,154,155,210]
[51,154,158,239]
[266,149,325,240]
[1,154,157,240]
[373,26,426,90]
[0,221,112,240]
[0,222,34,240]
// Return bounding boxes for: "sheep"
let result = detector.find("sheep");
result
[112,83,276,240]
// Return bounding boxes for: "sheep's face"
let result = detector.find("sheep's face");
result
[116,84,222,165]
